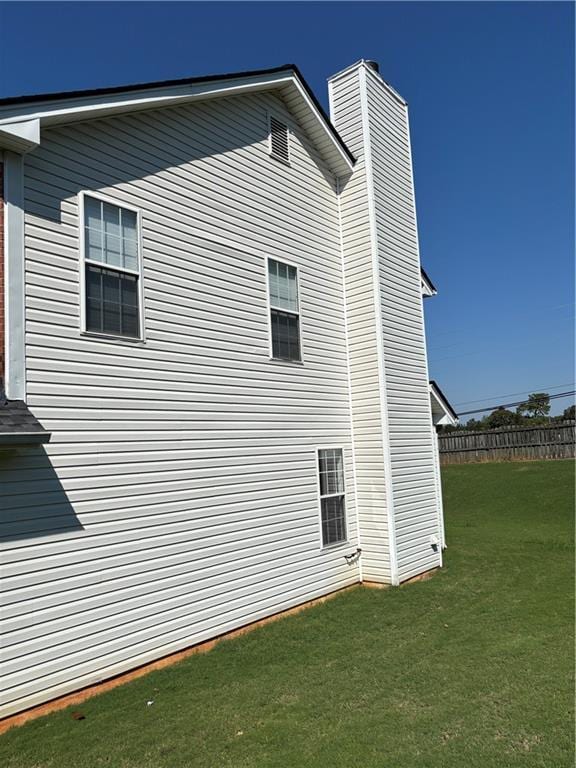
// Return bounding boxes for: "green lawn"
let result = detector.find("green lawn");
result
[1,460,574,767]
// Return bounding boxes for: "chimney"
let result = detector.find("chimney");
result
[327,61,440,586]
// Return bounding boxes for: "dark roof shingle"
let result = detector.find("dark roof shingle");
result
[0,400,51,444]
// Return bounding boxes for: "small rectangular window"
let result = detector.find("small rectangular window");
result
[269,116,290,165]
[268,258,301,361]
[83,195,141,338]
[318,448,347,546]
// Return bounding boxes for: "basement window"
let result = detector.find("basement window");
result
[81,193,143,339]
[268,258,301,361]
[318,448,347,547]
[269,115,290,165]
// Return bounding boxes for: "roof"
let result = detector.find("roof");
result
[0,401,51,445]
[421,267,437,297]
[0,64,355,176]
[429,381,458,426]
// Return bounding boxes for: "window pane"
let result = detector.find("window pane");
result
[321,496,346,546]
[268,259,279,306]
[121,209,138,271]
[102,269,120,305]
[121,273,138,307]
[121,209,137,239]
[85,265,139,338]
[121,303,139,337]
[86,266,103,332]
[85,196,102,231]
[103,202,121,239]
[268,258,298,312]
[319,449,345,495]
[85,197,140,272]
[119,271,139,337]
[123,234,138,271]
[103,300,121,334]
[86,227,103,262]
[270,309,300,361]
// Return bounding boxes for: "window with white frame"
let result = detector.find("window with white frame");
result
[268,258,301,361]
[83,195,141,338]
[318,448,347,546]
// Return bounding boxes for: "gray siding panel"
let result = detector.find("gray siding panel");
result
[0,92,359,716]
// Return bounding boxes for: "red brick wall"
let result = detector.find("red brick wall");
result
[0,161,4,387]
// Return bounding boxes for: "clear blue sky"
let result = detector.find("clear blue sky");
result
[1,2,574,416]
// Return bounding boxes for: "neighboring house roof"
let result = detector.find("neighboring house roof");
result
[421,267,437,297]
[429,381,458,426]
[0,400,51,445]
[0,64,355,176]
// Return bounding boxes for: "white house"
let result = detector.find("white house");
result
[0,60,457,720]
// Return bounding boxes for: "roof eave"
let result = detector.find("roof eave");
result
[0,432,51,446]
[429,381,458,426]
[0,66,354,177]
[421,267,437,298]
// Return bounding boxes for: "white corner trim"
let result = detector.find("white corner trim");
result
[405,105,443,569]
[4,151,26,400]
[359,66,399,586]
[336,175,362,581]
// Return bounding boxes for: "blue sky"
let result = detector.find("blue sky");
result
[1,2,573,416]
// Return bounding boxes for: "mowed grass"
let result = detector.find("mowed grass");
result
[1,460,573,767]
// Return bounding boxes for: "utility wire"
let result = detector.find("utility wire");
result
[454,382,576,407]
[457,390,576,417]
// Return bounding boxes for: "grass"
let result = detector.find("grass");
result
[1,459,574,767]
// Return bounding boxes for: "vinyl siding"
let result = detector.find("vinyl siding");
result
[0,91,359,717]
[364,70,441,581]
[329,70,392,583]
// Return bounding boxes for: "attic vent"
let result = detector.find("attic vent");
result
[269,116,290,165]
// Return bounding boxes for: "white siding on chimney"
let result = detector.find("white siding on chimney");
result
[0,91,360,718]
[330,60,442,585]
[364,68,441,582]
[329,69,393,584]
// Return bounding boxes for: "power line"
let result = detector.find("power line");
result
[457,390,576,417]
[454,383,576,407]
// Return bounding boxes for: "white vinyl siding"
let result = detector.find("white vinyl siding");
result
[329,67,393,584]
[0,91,359,718]
[364,69,441,582]
[330,62,442,585]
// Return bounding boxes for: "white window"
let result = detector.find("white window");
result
[269,115,290,165]
[81,194,142,339]
[267,258,301,361]
[318,448,347,546]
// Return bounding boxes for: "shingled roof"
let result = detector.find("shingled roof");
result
[0,400,51,445]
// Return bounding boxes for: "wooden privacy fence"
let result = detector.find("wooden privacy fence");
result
[438,420,576,465]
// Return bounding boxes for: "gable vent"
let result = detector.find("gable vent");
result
[269,116,290,164]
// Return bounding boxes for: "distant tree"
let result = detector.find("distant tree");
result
[485,407,520,429]
[516,392,551,419]
[437,424,458,434]
[562,404,575,420]
[465,418,483,431]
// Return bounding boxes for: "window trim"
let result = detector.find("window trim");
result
[266,256,303,363]
[78,190,145,342]
[316,446,349,550]
[267,111,291,166]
